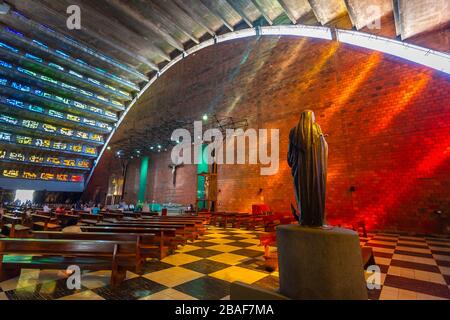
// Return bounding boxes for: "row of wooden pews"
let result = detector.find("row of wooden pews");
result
[0,237,140,288]
[0,210,207,289]
[207,212,267,230]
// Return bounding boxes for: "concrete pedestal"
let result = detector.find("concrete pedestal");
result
[277,225,368,300]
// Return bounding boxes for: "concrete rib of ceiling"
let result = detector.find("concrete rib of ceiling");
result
[0,0,448,190]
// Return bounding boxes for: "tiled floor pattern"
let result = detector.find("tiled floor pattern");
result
[0,227,449,300]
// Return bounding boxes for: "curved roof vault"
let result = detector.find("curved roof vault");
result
[0,0,448,191]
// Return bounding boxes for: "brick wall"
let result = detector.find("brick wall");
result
[87,36,450,234]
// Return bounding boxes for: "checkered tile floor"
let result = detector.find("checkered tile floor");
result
[360,232,450,300]
[0,227,449,300]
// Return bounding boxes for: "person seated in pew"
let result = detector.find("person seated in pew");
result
[142,202,150,213]
[91,204,100,215]
[55,206,65,214]
[74,201,82,210]
[118,201,129,211]
[43,204,51,213]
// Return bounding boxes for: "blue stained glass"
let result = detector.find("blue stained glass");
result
[0,132,12,141]
[0,78,8,85]
[55,96,70,104]
[61,83,77,90]
[0,114,18,125]
[12,82,31,92]
[49,110,64,118]
[80,89,93,97]
[90,106,102,113]
[83,119,95,125]
[88,78,100,85]
[76,59,87,65]
[105,111,116,118]
[29,105,44,113]
[17,67,37,77]
[95,67,107,74]
[0,60,12,68]
[55,50,70,58]
[25,53,43,62]
[74,101,87,110]
[6,99,24,109]
[0,41,19,53]
[12,11,26,18]
[5,27,24,37]
[69,70,83,78]
[41,75,58,84]
[32,40,48,48]
[49,63,64,71]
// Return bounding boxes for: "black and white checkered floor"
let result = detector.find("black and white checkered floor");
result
[0,226,449,300]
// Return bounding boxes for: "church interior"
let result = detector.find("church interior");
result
[0,0,449,301]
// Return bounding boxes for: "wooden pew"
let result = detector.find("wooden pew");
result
[0,215,30,238]
[31,214,61,231]
[97,222,190,245]
[158,218,205,237]
[81,226,177,259]
[210,212,251,229]
[98,221,196,242]
[0,238,138,288]
[79,213,102,225]
[55,213,80,227]
[141,212,159,217]
[140,217,206,235]
[197,211,212,224]
[102,212,124,222]
[33,231,158,261]
[123,211,141,219]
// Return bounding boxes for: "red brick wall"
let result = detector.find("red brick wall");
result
[87,36,450,234]
[145,151,197,205]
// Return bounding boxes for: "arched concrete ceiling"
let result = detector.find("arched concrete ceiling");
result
[0,0,448,190]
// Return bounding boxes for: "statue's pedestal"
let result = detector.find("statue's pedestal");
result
[277,225,368,300]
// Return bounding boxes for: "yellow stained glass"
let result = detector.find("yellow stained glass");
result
[3,170,19,178]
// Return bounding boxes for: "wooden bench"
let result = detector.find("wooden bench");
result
[142,217,206,235]
[96,222,190,245]
[31,214,61,231]
[141,212,159,217]
[0,238,138,288]
[98,221,196,242]
[33,231,158,261]
[123,212,141,219]
[0,215,30,238]
[210,212,252,229]
[81,226,177,259]
[79,213,102,225]
[55,213,80,227]
[102,212,124,222]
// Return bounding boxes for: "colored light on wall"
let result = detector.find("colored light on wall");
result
[336,30,450,74]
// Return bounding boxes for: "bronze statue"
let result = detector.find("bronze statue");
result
[288,110,328,226]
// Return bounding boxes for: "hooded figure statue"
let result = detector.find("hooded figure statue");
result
[288,110,328,227]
